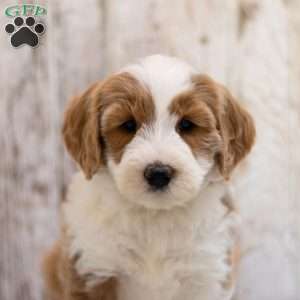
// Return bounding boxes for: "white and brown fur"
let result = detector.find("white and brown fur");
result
[42,55,255,300]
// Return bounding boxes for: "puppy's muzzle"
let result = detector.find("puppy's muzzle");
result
[144,162,175,190]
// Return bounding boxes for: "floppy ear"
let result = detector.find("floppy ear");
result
[216,85,256,179]
[62,83,103,179]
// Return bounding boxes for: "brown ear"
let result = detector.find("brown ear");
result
[62,83,103,179]
[216,85,256,179]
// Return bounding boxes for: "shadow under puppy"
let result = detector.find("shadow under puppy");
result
[42,55,255,300]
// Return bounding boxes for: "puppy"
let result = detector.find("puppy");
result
[43,55,255,300]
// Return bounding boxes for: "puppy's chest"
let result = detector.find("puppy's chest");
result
[69,210,232,299]
[73,217,200,279]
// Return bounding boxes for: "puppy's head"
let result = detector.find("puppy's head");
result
[63,55,255,210]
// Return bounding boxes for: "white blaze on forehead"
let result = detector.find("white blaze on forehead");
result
[122,55,196,116]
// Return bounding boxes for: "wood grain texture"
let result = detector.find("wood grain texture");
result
[0,0,299,299]
[0,0,104,299]
[231,0,299,299]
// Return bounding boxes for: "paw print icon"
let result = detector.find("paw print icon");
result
[5,16,45,48]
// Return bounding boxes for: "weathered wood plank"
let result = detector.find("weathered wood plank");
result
[0,1,104,299]
[285,0,300,294]
[104,0,238,84]
[232,1,299,299]
[0,1,60,298]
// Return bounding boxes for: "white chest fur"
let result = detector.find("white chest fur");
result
[63,172,237,300]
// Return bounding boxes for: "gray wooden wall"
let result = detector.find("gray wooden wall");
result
[1,0,300,299]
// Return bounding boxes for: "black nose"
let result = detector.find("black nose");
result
[144,163,174,190]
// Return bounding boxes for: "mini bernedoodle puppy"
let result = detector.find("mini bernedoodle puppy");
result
[43,55,255,300]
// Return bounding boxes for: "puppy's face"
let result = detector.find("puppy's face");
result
[63,56,255,210]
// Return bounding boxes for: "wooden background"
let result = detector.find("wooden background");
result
[1,0,300,299]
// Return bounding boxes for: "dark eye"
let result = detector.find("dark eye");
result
[120,119,137,133]
[178,118,196,133]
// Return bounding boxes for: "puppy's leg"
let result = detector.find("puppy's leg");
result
[42,241,65,300]
[42,241,118,300]
[88,278,118,300]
